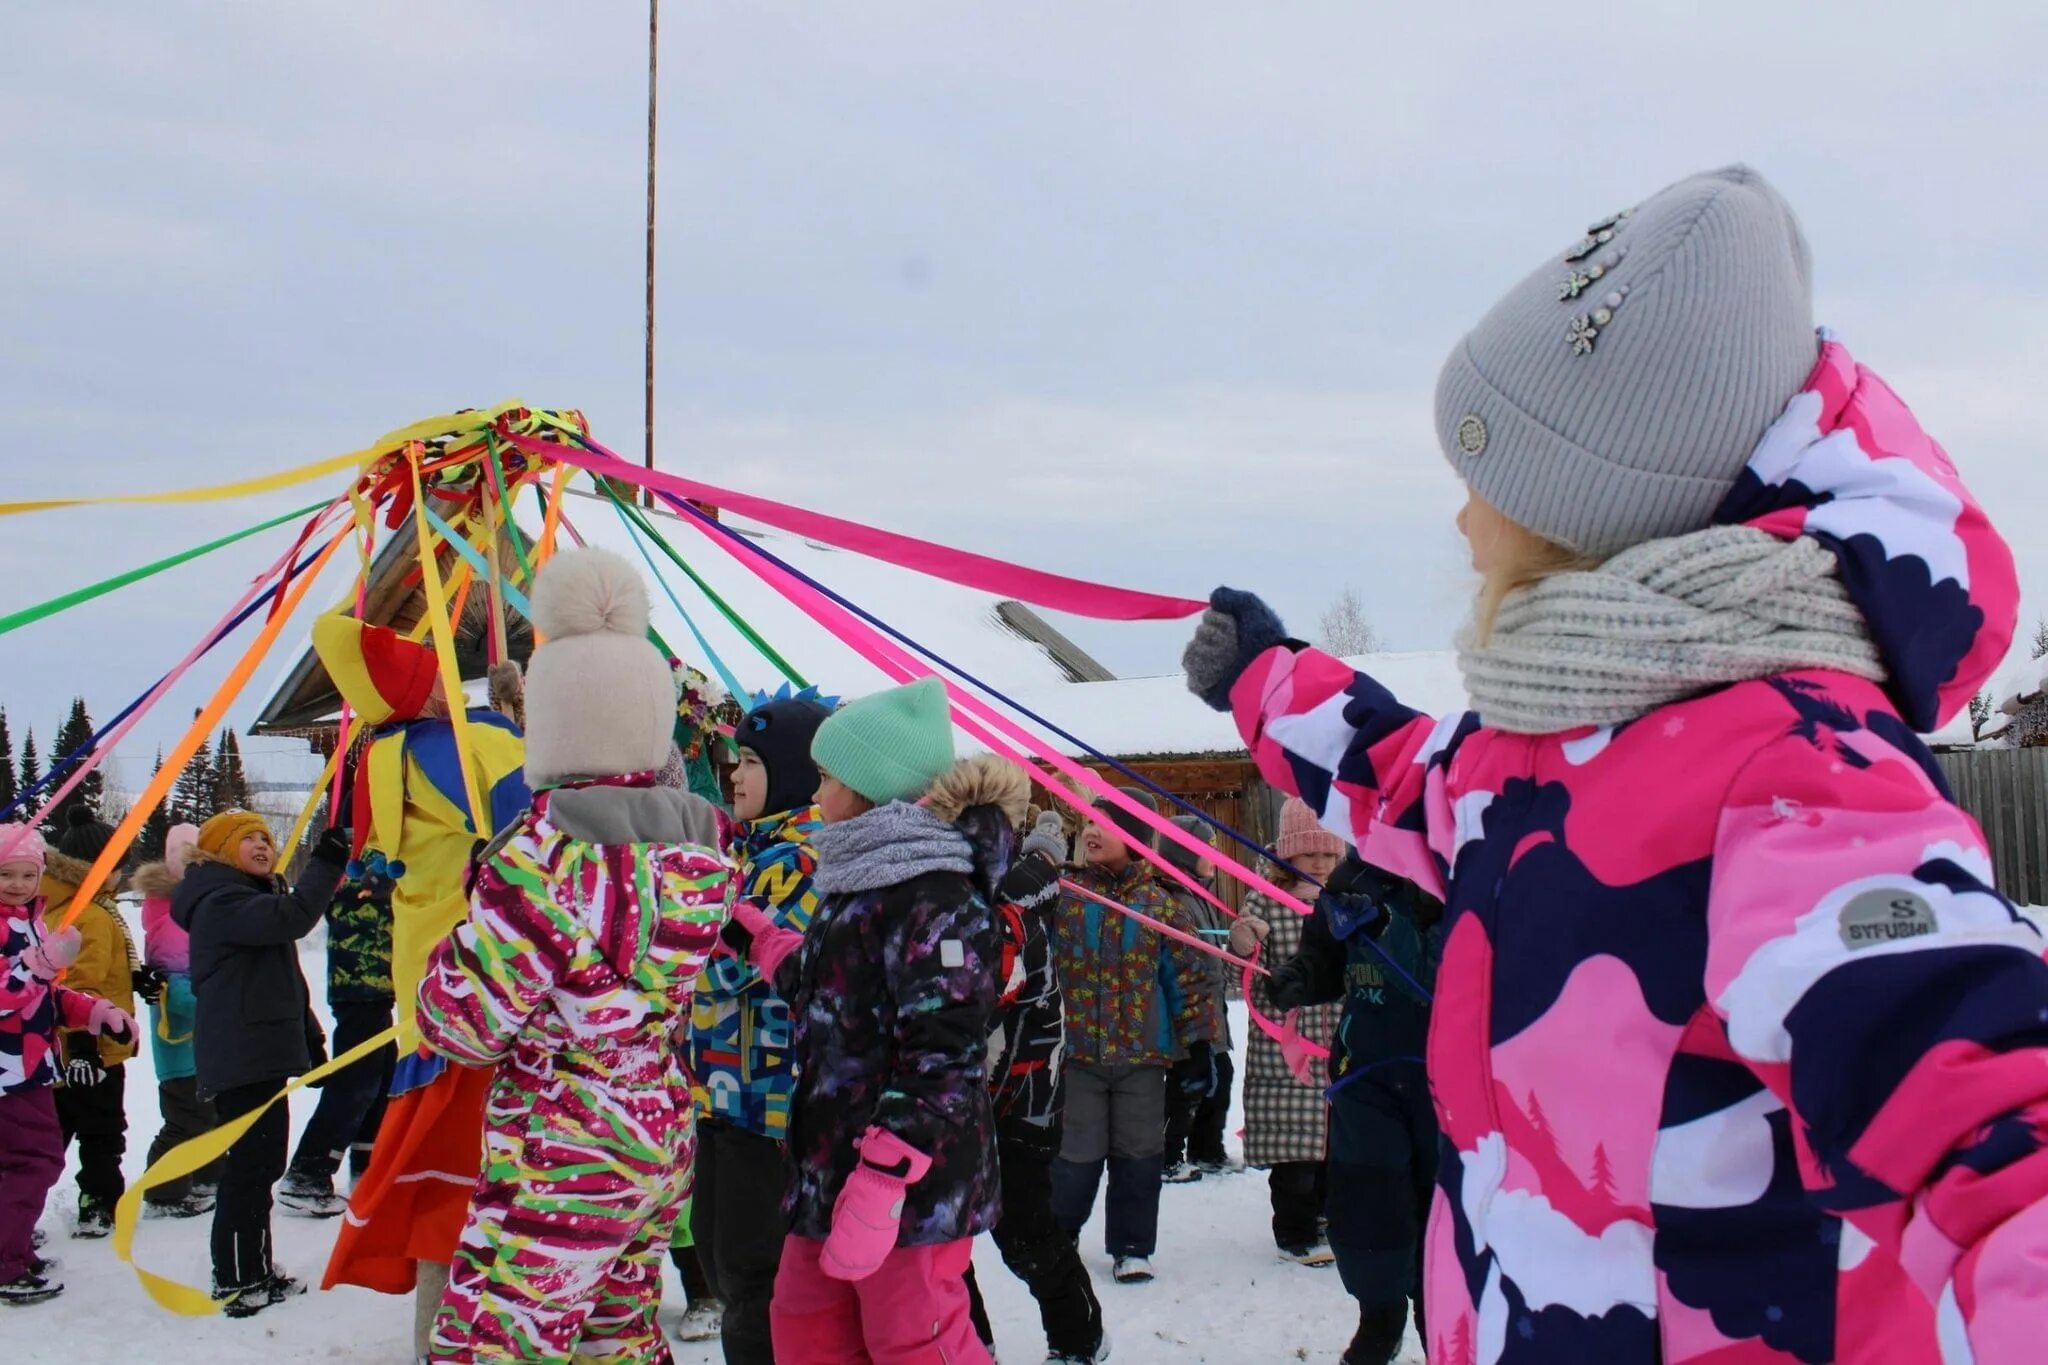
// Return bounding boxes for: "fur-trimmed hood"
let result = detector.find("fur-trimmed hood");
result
[812,757,1032,901]
[922,755,1032,829]
[39,848,122,904]
[131,859,184,898]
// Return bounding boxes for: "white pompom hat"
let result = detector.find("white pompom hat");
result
[520,546,676,789]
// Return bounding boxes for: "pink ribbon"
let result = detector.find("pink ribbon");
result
[659,494,1333,1063]
[500,431,1206,622]
[0,498,353,867]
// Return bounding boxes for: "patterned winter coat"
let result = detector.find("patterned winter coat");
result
[775,756,1026,1246]
[1242,885,1342,1167]
[987,853,1066,1136]
[1225,340,2046,1363]
[417,779,729,1147]
[1,898,99,1096]
[1052,859,1214,1069]
[324,875,395,1006]
[686,804,822,1137]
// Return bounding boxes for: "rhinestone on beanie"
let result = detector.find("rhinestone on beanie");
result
[1559,207,1637,356]
[1455,415,1489,455]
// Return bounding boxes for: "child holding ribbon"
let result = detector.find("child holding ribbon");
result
[0,823,136,1307]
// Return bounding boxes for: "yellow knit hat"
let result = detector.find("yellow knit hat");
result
[198,809,273,863]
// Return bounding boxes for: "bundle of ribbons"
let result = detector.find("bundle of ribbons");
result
[0,401,1409,1313]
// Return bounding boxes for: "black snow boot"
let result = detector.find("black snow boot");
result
[1342,1303,1409,1365]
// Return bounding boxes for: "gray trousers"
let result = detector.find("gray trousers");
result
[1051,1064,1167,1258]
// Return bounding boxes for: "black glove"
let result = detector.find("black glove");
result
[1174,1040,1218,1100]
[996,849,1061,914]
[1317,854,1387,943]
[1182,588,1290,712]
[60,1033,105,1089]
[720,914,756,957]
[1267,958,1316,1014]
[310,824,352,869]
[301,1013,329,1087]
[131,964,168,1007]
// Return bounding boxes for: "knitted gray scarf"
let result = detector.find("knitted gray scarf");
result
[1458,525,1886,734]
[813,802,973,895]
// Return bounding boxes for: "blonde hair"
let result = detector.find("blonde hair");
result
[1472,517,1600,643]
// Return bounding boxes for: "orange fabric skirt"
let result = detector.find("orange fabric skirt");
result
[323,1058,494,1294]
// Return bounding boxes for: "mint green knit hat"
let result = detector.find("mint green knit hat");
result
[810,676,957,805]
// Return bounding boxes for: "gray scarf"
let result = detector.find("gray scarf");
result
[813,802,974,895]
[1458,525,1886,734]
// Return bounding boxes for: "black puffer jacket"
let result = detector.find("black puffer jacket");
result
[776,756,1028,1246]
[171,850,346,1098]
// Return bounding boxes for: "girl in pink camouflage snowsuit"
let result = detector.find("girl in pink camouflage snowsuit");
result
[1184,167,2048,1365]
[416,547,733,1364]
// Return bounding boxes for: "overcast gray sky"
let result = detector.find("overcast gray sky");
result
[4,2,2044,763]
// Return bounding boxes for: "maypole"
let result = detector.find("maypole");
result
[643,0,659,509]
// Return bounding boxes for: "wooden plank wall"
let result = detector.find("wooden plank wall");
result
[1934,747,2048,906]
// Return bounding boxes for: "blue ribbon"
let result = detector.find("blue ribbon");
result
[605,497,751,702]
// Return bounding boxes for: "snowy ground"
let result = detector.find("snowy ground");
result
[16,936,1405,1363]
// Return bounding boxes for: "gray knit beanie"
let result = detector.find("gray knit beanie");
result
[1435,165,1818,558]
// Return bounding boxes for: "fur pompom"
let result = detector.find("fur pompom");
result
[529,546,651,642]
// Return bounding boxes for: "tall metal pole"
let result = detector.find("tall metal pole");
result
[643,0,658,508]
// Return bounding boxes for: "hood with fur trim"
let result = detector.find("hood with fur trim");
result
[1713,336,2018,731]
[131,860,184,899]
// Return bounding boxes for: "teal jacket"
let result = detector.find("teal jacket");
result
[150,971,199,1083]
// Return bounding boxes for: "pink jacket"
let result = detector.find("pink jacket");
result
[1228,340,2043,1363]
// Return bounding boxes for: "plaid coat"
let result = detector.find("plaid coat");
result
[1241,888,1339,1167]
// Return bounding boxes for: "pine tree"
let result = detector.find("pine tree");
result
[138,751,172,859]
[19,730,42,810]
[174,729,214,824]
[213,729,253,811]
[2033,616,2048,661]
[1590,1140,1618,1205]
[47,697,103,833]
[0,709,15,812]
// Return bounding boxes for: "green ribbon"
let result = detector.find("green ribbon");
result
[0,498,330,638]
[602,484,809,689]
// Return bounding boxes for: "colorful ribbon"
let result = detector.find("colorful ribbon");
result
[500,430,1206,622]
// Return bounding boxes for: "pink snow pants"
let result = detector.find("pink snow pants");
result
[770,1234,991,1364]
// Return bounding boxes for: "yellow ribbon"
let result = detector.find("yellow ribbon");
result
[113,1022,418,1314]
[408,450,489,830]
[0,400,533,520]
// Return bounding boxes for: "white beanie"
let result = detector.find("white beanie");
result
[521,546,676,789]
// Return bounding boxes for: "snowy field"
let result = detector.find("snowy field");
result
[15,935,1408,1364]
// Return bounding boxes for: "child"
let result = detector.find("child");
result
[1158,814,1234,1182]
[416,547,730,1364]
[0,823,135,1305]
[172,810,350,1317]
[134,822,223,1218]
[965,810,1110,1364]
[41,809,142,1239]
[1233,855,1440,1364]
[1184,165,2048,1360]
[281,811,398,1218]
[1049,789,1216,1284]
[1236,798,1342,1265]
[684,687,830,1363]
[750,677,1017,1364]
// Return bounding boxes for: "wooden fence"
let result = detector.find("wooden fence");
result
[1935,747,2048,906]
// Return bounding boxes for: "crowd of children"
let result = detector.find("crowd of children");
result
[8,160,2048,1365]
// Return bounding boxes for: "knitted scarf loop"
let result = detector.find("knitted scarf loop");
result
[1458,525,1886,734]
[812,802,973,895]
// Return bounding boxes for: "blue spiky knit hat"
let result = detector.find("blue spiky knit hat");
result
[738,684,836,816]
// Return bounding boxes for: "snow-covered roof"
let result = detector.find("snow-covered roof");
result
[983,651,1467,760]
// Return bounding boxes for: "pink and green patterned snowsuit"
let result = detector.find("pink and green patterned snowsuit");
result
[417,780,730,1363]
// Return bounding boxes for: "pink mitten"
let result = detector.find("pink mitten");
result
[821,1127,934,1282]
[88,997,137,1044]
[1277,1009,1317,1086]
[732,901,804,983]
[21,925,81,981]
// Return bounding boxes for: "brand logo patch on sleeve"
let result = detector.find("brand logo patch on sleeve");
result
[940,939,965,968]
[1838,889,1939,950]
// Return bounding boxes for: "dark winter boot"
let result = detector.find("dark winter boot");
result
[0,1267,64,1307]
[1342,1303,1408,1365]
[73,1196,112,1239]
[278,1169,346,1219]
